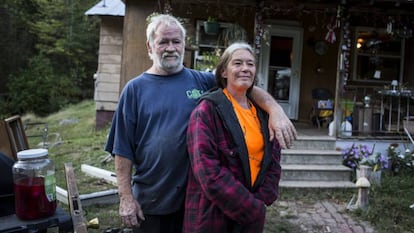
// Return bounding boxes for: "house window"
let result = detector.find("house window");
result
[352,27,405,84]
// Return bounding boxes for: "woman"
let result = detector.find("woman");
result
[183,42,282,233]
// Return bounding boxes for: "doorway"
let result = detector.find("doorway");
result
[258,25,303,120]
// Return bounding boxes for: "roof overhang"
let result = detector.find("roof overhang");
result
[85,0,125,17]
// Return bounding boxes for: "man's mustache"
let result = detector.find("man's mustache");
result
[162,52,179,58]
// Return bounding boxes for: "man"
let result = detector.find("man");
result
[105,14,296,233]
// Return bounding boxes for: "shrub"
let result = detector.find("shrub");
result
[5,55,81,116]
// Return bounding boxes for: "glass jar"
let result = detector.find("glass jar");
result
[12,148,57,220]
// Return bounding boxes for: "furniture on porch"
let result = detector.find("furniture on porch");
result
[310,88,334,128]
[377,89,413,132]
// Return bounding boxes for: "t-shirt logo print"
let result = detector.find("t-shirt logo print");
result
[186,89,203,99]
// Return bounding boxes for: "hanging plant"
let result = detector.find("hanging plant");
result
[219,23,247,47]
[204,17,220,35]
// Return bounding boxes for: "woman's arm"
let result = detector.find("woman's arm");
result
[250,86,297,148]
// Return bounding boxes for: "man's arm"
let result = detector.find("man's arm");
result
[115,156,145,227]
[250,86,297,148]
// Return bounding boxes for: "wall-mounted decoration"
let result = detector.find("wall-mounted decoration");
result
[314,40,328,55]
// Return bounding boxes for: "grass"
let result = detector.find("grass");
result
[20,100,414,232]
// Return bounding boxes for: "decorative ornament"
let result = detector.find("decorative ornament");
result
[254,1,265,58]
[325,16,337,44]
[340,9,351,88]
[387,16,394,35]
[314,40,328,55]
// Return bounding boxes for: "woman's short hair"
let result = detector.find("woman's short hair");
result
[146,14,186,47]
[215,42,256,89]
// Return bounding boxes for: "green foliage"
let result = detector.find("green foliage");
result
[0,0,99,117]
[6,55,79,116]
[207,16,217,22]
[195,48,222,72]
[0,0,38,93]
[387,143,414,175]
[352,172,414,233]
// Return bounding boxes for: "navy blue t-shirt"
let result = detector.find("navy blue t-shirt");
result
[105,68,214,214]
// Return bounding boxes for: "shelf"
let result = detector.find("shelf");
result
[356,53,401,59]
[194,20,232,71]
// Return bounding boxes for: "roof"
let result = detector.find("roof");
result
[85,0,125,16]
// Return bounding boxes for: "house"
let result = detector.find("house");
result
[86,0,414,144]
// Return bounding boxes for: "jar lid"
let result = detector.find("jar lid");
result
[17,148,48,160]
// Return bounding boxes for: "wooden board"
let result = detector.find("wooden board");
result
[64,163,88,233]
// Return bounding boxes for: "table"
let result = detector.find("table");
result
[377,89,413,132]
[0,207,72,233]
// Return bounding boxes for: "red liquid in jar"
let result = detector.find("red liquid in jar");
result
[14,177,57,220]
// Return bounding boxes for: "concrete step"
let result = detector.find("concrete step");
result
[281,164,352,182]
[281,149,342,165]
[279,180,356,188]
[292,136,336,150]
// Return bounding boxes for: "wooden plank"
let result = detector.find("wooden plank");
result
[79,189,119,206]
[99,44,122,55]
[95,102,119,112]
[56,185,68,205]
[99,64,121,74]
[4,115,29,158]
[96,82,120,94]
[64,163,88,233]
[57,186,119,207]
[95,73,121,83]
[99,54,122,64]
[81,164,117,185]
[0,120,15,161]
[100,34,123,46]
[94,90,119,102]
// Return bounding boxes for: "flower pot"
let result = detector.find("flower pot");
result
[370,170,382,185]
[356,165,372,180]
[203,21,219,35]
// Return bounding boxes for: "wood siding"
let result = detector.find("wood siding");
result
[94,16,123,112]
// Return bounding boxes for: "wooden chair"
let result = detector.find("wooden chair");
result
[0,115,29,161]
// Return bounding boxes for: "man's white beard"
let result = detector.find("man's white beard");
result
[151,52,183,72]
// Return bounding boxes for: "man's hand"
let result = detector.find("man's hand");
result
[268,109,297,149]
[115,155,145,227]
[249,86,297,148]
[119,194,145,227]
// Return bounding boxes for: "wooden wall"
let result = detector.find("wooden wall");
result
[95,16,124,129]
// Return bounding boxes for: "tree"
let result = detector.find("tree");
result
[0,0,100,117]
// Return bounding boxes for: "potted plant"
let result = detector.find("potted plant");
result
[195,48,222,72]
[342,143,389,185]
[204,17,219,35]
[387,143,414,175]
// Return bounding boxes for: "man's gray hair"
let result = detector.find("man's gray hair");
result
[146,14,186,46]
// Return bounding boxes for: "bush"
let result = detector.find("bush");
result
[5,55,82,117]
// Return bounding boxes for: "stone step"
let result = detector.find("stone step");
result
[281,149,342,165]
[292,136,336,150]
[279,180,356,188]
[281,164,352,182]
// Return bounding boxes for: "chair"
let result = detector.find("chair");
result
[310,88,334,128]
